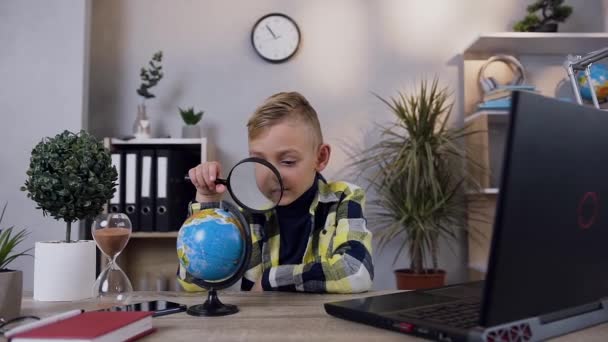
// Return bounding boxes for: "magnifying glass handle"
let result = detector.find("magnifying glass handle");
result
[184,175,228,186]
[214,178,228,186]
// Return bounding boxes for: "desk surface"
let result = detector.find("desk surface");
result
[15,291,608,341]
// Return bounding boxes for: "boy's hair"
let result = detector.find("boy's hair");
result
[247,92,323,147]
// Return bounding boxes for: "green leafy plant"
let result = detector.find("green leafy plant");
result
[514,0,572,32]
[347,79,482,274]
[137,51,164,100]
[21,130,118,243]
[0,204,31,271]
[179,107,204,126]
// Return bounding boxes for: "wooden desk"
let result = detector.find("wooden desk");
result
[15,291,608,341]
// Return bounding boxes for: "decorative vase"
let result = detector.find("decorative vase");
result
[182,125,201,138]
[394,269,446,290]
[0,270,23,320]
[133,104,151,139]
[33,240,96,301]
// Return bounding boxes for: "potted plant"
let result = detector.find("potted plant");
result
[179,107,205,138]
[514,0,572,32]
[134,51,164,139]
[0,204,30,320]
[21,130,117,301]
[349,79,481,290]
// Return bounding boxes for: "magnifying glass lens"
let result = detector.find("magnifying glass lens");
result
[228,161,282,211]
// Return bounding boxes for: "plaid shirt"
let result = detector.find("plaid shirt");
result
[178,178,374,293]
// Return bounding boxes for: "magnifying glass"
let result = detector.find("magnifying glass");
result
[186,157,284,213]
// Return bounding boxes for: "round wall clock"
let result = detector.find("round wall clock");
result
[251,13,301,63]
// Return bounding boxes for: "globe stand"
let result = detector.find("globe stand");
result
[187,289,238,316]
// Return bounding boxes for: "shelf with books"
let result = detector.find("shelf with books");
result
[98,137,210,291]
[466,188,499,196]
[465,111,508,190]
[463,32,608,59]
[131,231,179,239]
[459,32,608,280]
[462,32,608,115]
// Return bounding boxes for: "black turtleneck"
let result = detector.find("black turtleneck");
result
[276,175,319,265]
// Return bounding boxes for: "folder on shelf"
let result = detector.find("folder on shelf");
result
[109,151,124,213]
[139,149,156,232]
[124,151,140,231]
[155,148,199,232]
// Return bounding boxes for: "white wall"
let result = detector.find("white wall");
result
[0,0,90,290]
[2,0,605,292]
[88,0,606,290]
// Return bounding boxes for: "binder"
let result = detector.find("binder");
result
[138,149,156,232]
[124,151,140,231]
[155,148,199,231]
[109,151,124,213]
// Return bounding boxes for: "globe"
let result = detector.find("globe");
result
[177,207,246,283]
[577,63,608,103]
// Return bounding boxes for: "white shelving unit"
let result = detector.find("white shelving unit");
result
[110,138,208,167]
[463,33,608,281]
[464,32,608,58]
[101,137,209,291]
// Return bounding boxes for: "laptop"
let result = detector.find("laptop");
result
[324,91,608,341]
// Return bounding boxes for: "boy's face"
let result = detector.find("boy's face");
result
[249,119,329,206]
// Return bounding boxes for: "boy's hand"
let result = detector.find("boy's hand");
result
[252,277,264,292]
[188,161,226,203]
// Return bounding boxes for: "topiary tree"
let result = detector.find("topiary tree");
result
[514,0,572,32]
[21,130,118,243]
[137,51,163,101]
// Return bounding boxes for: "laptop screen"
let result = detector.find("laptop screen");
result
[481,92,608,326]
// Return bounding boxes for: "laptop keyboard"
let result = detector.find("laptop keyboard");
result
[396,299,481,329]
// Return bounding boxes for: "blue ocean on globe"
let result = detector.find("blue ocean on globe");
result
[577,63,608,103]
[177,208,245,282]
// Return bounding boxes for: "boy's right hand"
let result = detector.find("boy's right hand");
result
[188,161,227,203]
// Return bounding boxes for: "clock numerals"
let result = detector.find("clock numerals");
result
[251,13,300,63]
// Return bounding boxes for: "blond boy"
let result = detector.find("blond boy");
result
[179,92,373,293]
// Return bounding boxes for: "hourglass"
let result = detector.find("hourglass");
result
[92,213,133,302]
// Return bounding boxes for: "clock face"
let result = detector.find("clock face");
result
[251,13,300,63]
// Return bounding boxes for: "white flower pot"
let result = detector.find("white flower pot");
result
[182,125,201,138]
[33,240,96,301]
[0,270,22,320]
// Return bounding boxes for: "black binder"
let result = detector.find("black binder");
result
[108,150,125,214]
[124,150,140,231]
[155,148,199,231]
[138,149,156,232]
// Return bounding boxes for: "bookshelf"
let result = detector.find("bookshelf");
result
[463,33,608,280]
[101,137,208,291]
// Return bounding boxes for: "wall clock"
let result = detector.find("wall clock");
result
[251,13,301,63]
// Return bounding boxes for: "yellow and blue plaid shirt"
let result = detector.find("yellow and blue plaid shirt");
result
[178,178,374,293]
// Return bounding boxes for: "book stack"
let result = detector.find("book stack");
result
[478,85,538,111]
[6,311,155,342]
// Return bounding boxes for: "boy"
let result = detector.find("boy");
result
[179,92,373,293]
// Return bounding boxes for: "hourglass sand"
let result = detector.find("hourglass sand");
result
[92,213,133,302]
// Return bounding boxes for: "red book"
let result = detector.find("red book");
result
[10,311,155,342]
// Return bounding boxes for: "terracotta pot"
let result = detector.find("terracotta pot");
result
[394,269,446,290]
[0,270,23,320]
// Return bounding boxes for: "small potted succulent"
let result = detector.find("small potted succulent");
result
[179,107,204,138]
[514,0,572,32]
[134,51,164,139]
[0,203,30,320]
[22,130,117,301]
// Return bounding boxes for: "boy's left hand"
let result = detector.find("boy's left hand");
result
[252,278,264,292]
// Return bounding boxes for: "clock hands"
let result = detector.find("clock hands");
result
[265,24,279,39]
